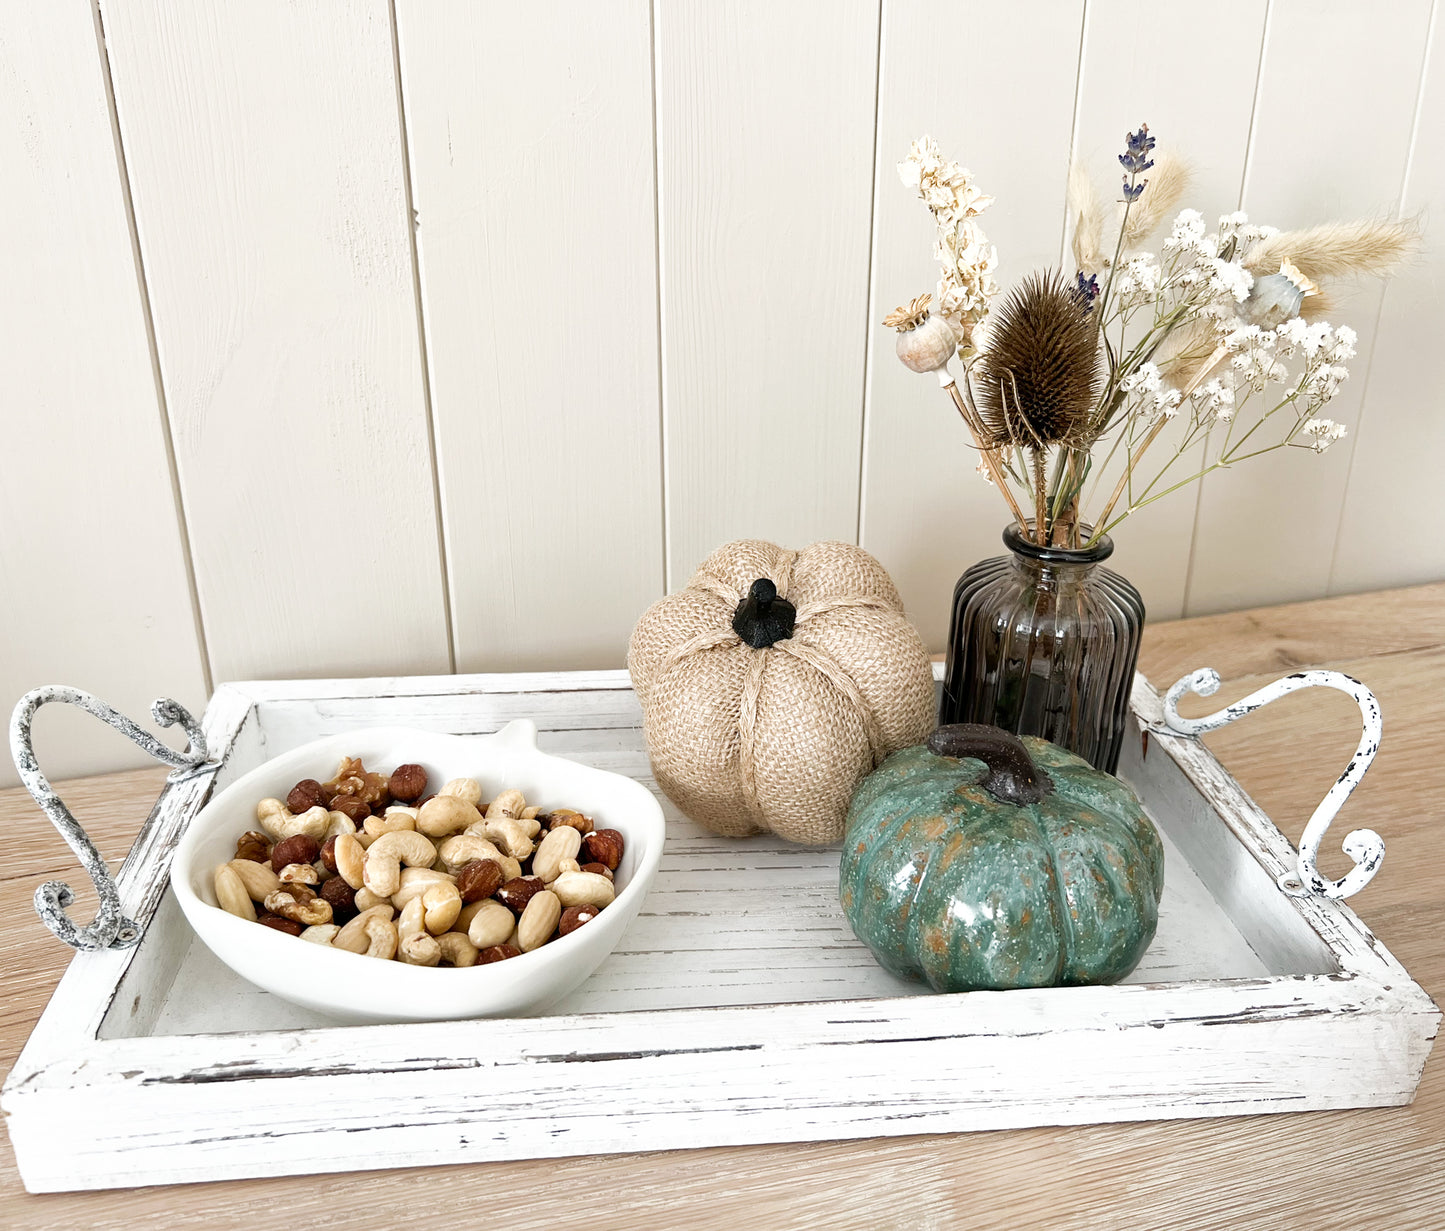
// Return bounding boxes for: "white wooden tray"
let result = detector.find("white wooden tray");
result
[3,668,1438,1192]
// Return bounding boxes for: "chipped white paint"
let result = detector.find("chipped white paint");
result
[1163,668,1386,899]
[2,668,1436,1193]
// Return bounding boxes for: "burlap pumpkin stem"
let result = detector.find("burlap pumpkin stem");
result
[627,540,936,845]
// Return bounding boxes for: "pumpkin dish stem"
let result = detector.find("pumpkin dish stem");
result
[927,723,1053,806]
[731,579,797,649]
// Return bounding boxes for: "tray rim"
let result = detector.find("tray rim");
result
[3,668,1438,1192]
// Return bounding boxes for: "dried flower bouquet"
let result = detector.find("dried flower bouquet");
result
[889,126,1418,548]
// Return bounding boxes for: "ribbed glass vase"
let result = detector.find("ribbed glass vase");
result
[940,523,1145,773]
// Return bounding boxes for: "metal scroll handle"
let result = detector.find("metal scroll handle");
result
[1162,668,1384,900]
[10,686,213,951]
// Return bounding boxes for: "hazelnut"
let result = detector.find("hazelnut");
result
[389,762,428,803]
[547,809,593,836]
[558,904,600,936]
[582,829,624,871]
[286,779,328,814]
[496,876,545,916]
[455,859,505,903]
[271,834,320,874]
[330,796,371,823]
[234,830,271,863]
[477,943,521,964]
[320,875,357,923]
[320,835,340,873]
[579,862,614,881]
[256,913,304,937]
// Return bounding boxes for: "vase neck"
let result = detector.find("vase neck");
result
[1002,521,1111,587]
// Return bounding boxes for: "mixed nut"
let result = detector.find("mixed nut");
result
[212,756,625,966]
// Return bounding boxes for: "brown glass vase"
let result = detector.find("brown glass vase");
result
[940,523,1145,773]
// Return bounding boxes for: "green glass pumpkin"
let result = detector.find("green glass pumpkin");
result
[839,724,1164,992]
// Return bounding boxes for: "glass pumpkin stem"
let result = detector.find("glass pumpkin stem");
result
[927,723,1053,805]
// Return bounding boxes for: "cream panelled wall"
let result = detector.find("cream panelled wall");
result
[2,0,1440,786]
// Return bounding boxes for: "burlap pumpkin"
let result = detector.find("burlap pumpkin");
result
[627,540,935,845]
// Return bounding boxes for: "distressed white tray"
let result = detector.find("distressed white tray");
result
[3,668,1438,1192]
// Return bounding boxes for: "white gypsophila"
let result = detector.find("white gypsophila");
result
[1165,209,1208,251]
[1332,325,1358,362]
[1302,418,1348,452]
[1153,387,1183,417]
[1192,377,1235,420]
[1242,224,1280,244]
[1120,254,1162,301]
[1216,210,1249,242]
[1208,258,1254,303]
[1121,361,1162,395]
[1304,362,1348,406]
[1225,325,1280,390]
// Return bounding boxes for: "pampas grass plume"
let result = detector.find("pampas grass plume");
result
[1069,162,1106,275]
[1121,150,1191,250]
[1245,217,1420,282]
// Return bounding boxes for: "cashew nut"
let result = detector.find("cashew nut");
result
[436,932,478,968]
[438,832,507,872]
[354,887,391,912]
[334,904,394,953]
[300,923,340,945]
[391,866,457,908]
[364,809,416,839]
[551,870,616,909]
[416,794,477,838]
[520,805,541,820]
[466,899,516,949]
[420,882,462,935]
[531,826,582,883]
[485,788,526,820]
[399,932,441,966]
[213,864,256,921]
[256,800,330,843]
[334,832,367,889]
[324,810,357,839]
[556,857,581,877]
[517,890,561,952]
[227,858,281,902]
[363,830,438,897]
[440,777,482,807]
[397,895,427,940]
[481,816,533,861]
[362,916,398,960]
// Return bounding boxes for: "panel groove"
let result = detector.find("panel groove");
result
[388,0,456,674]
[90,0,213,698]
[650,0,672,596]
[855,0,888,547]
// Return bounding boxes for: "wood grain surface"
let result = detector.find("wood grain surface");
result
[2,585,1441,1229]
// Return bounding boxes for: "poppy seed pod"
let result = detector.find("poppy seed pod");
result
[1240,258,1316,329]
[885,294,958,373]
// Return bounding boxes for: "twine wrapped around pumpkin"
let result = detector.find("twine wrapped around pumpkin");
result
[628,540,936,845]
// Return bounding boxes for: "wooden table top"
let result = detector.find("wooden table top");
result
[3,585,1442,1230]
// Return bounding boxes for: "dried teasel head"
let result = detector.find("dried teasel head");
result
[974,270,1100,449]
[886,293,958,374]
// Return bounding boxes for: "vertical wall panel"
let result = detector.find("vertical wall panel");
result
[100,0,450,683]
[1185,0,1434,615]
[1066,0,1268,622]
[658,0,880,585]
[0,4,207,789]
[1331,4,1443,594]
[860,0,1083,650]
[396,0,663,672]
